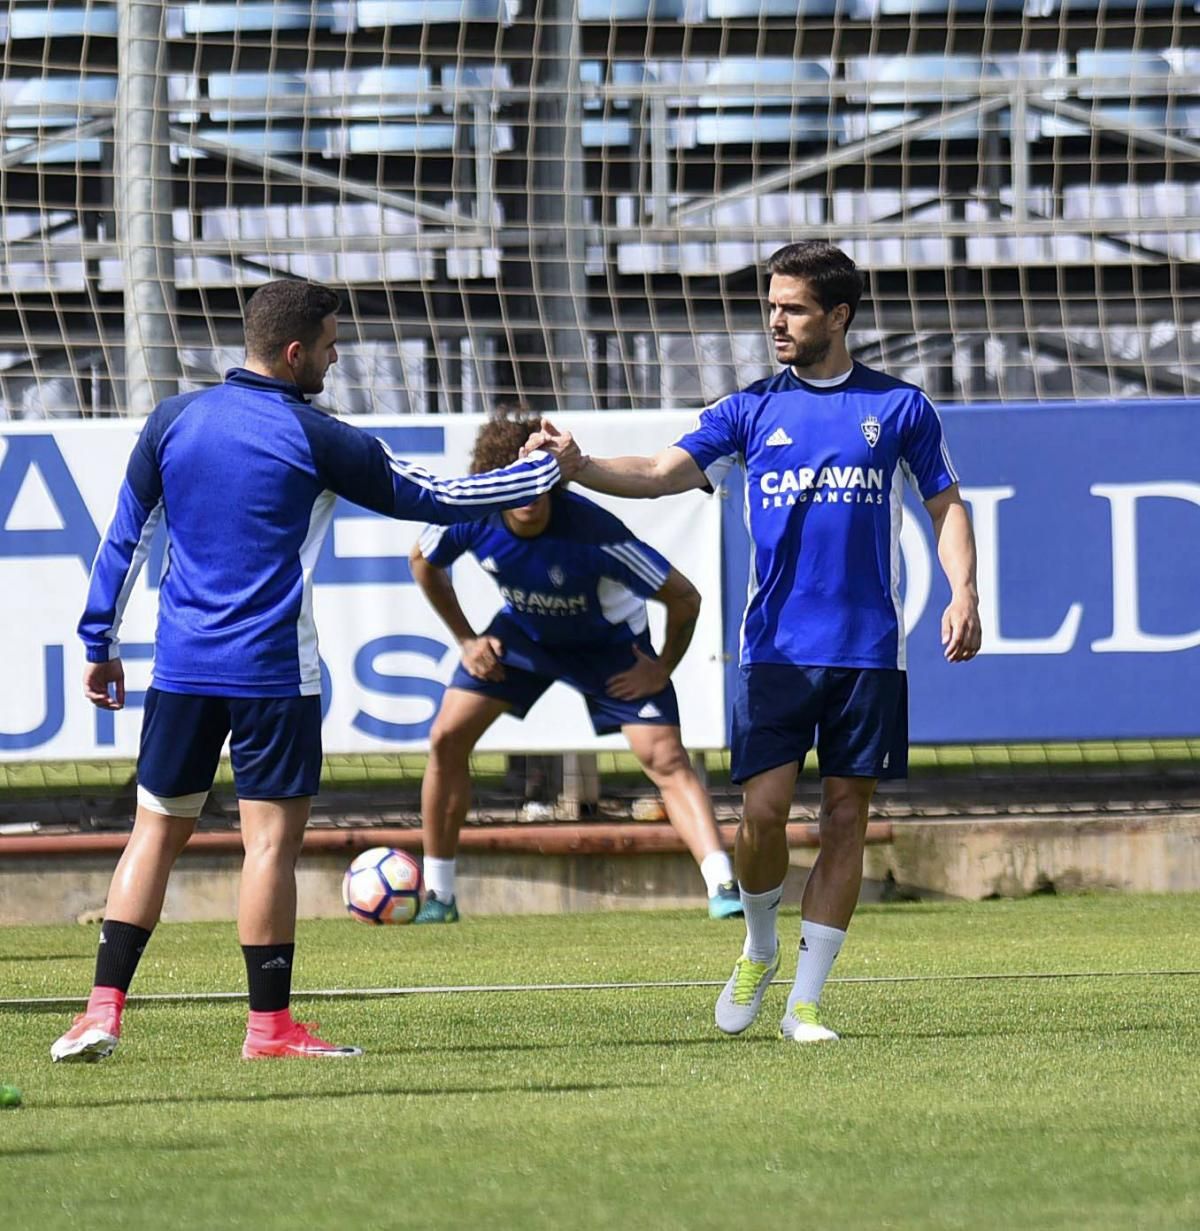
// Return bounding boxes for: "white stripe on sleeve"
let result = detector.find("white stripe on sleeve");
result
[383,447,560,507]
[601,543,668,592]
[418,524,448,558]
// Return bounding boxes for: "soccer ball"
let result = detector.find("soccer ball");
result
[342,847,422,925]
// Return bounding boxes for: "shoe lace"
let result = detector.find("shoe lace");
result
[787,1002,822,1027]
[731,956,770,1006]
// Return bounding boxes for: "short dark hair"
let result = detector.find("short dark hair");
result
[765,242,865,328]
[470,411,543,475]
[243,280,341,360]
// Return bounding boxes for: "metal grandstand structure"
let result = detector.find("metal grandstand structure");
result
[1,0,1198,417]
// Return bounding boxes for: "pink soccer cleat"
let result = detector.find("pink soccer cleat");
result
[51,1010,121,1063]
[242,1019,363,1060]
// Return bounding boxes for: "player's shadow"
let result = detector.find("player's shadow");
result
[0,953,91,962]
[371,1034,776,1058]
[42,1079,659,1112]
[0,1140,224,1159]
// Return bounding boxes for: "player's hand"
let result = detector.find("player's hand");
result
[461,635,505,682]
[526,418,586,481]
[606,644,669,701]
[83,659,125,710]
[942,590,982,663]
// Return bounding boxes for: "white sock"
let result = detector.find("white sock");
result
[739,884,783,963]
[787,920,846,1010]
[423,856,457,902]
[699,850,734,897]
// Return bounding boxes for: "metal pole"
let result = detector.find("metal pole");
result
[117,0,179,416]
[530,0,591,412]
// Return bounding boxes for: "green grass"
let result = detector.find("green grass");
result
[2,738,1198,798]
[3,895,1200,1229]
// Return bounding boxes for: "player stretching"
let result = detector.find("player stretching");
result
[409,415,741,923]
[530,242,981,1042]
[52,280,578,1064]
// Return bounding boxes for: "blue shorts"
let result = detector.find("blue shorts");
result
[449,615,680,735]
[138,687,323,801]
[730,664,908,785]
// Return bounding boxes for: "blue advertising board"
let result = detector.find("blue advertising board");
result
[721,400,1200,743]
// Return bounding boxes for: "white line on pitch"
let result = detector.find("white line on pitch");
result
[2,968,1199,1008]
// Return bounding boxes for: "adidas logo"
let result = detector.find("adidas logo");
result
[260,956,291,970]
[479,556,499,573]
[765,427,793,447]
[637,702,662,719]
[98,933,107,944]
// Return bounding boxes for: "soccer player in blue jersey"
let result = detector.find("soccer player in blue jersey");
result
[530,242,981,1042]
[52,280,578,1064]
[408,415,741,923]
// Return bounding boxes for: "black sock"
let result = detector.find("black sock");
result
[242,944,295,1013]
[94,920,153,993]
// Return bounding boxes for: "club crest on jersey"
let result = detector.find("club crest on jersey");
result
[548,565,565,588]
[860,416,881,447]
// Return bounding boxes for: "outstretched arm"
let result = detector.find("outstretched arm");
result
[925,484,981,663]
[306,413,581,525]
[577,447,709,499]
[606,568,702,700]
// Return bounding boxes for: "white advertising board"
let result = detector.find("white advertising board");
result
[0,411,724,760]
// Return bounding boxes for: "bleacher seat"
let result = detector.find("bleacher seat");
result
[580,0,684,17]
[167,4,342,36]
[355,0,513,24]
[205,68,433,121]
[702,0,843,16]
[0,6,118,41]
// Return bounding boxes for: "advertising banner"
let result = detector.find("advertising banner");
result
[0,413,725,760]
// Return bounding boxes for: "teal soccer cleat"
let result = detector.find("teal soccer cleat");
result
[708,881,744,920]
[413,892,460,924]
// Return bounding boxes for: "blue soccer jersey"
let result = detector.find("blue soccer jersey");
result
[78,369,562,697]
[675,362,958,671]
[417,489,672,647]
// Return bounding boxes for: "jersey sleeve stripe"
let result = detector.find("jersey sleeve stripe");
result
[919,394,960,484]
[601,543,668,591]
[385,449,560,505]
[418,524,447,557]
[95,498,164,656]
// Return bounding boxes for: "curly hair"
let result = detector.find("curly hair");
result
[469,412,544,475]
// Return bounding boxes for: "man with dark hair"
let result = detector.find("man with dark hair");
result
[242,280,342,391]
[409,415,741,923]
[528,242,981,1043]
[53,280,579,1064]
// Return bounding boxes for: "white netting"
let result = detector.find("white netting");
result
[1,0,1198,418]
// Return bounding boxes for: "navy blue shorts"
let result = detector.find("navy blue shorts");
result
[138,687,324,801]
[729,664,908,785]
[448,615,680,735]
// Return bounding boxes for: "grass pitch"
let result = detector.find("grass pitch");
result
[3,894,1200,1230]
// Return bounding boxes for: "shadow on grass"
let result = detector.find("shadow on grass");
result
[0,954,91,963]
[367,1034,777,1058]
[842,1021,1187,1041]
[0,1140,224,1160]
[37,1079,658,1112]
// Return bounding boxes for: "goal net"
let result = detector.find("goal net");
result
[1,0,1198,419]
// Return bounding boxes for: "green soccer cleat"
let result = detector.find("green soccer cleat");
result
[708,881,744,920]
[779,1001,839,1044]
[413,892,460,924]
[714,945,780,1034]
